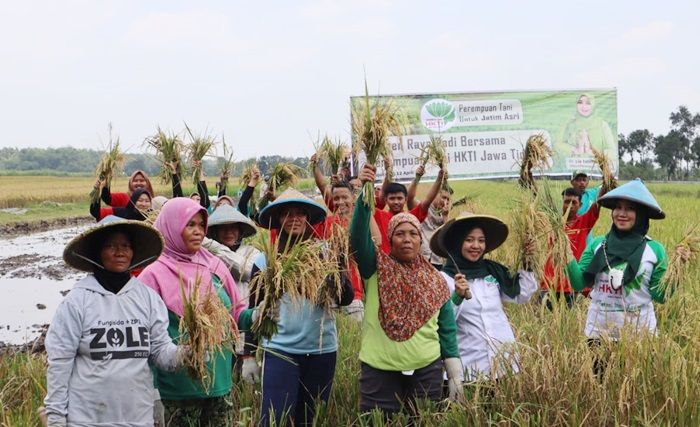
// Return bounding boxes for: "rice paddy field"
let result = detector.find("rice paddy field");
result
[2,178,700,426]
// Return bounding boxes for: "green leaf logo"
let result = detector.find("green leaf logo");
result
[426,101,455,120]
[421,99,456,131]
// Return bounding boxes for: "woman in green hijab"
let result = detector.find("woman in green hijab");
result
[555,93,615,166]
[567,179,669,342]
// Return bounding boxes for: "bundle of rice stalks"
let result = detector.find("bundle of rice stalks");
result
[591,146,618,194]
[249,234,340,340]
[509,189,549,279]
[179,274,239,392]
[145,128,185,184]
[218,135,234,190]
[318,135,350,175]
[664,225,700,297]
[351,79,405,209]
[418,135,447,169]
[185,124,216,184]
[518,134,552,191]
[90,127,124,204]
[267,163,303,194]
[316,224,346,310]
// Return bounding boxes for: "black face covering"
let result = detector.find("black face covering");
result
[93,267,131,294]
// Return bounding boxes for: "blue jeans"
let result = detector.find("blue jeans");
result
[261,350,337,427]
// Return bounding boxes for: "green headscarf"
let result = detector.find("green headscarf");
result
[584,202,650,287]
[441,226,520,299]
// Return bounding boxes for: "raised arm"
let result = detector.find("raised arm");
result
[350,165,378,279]
[418,168,446,213]
[406,165,424,210]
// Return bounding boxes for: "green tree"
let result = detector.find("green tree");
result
[654,130,684,180]
[626,129,654,164]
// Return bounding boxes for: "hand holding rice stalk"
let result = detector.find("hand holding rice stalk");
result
[178,273,239,392]
[317,135,350,176]
[664,224,700,299]
[145,128,185,184]
[351,79,405,210]
[591,146,618,194]
[418,134,450,191]
[185,124,216,185]
[90,126,124,204]
[218,136,234,190]
[249,234,340,340]
[267,163,303,194]
[518,133,552,192]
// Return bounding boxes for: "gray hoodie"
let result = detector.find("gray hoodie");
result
[44,275,178,427]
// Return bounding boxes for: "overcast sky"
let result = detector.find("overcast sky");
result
[1,1,698,159]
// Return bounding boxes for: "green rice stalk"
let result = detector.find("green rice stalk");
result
[90,126,124,204]
[267,163,302,194]
[591,146,618,194]
[178,273,239,392]
[144,128,185,184]
[351,78,405,209]
[518,134,552,191]
[185,124,216,185]
[249,232,340,340]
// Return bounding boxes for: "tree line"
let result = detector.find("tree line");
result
[2,105,699,181]
[618,105,700,181]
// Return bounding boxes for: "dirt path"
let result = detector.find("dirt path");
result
[0,216,92,238]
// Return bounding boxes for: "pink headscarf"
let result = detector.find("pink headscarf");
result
[138,198,246,320]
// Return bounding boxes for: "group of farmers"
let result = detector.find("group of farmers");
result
[41,155,670,426]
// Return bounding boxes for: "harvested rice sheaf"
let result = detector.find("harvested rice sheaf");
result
[184,124,216,185]
[591,146,618,194]
[249,232,340,340]
[144,128,186,184]
[351,79,405,209]
[664,226,700,298]
[317,135,350,176]
[267,163,303,194]
[518,134,552,191]
[178,274,239,392]
[218,136,235,191]
[90,128,124,204]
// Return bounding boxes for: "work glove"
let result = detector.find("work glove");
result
[241,356,261,384]
[344,299,364,322]
[153,398,165,427]
[444,357,465,402]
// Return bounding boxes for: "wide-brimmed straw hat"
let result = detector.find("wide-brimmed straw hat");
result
[207,204,257,239]
[63,215,164,272]
[597,178,665,219]
[257,188,327,229]
[430,212,509,258]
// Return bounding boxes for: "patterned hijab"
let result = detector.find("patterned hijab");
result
[376,213,449,342]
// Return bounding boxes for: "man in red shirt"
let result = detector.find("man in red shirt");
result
[541,187,601,308]
[359,164,446,254]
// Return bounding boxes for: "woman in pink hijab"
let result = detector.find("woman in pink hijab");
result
[139,197,246,425]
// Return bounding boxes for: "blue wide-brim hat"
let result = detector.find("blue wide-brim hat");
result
[597,178,665,219]
[257,188,327,229]
[207,204,257,239]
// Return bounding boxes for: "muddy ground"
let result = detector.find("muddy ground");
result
[0,215,92,238]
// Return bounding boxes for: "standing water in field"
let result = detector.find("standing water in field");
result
[0,224,90,345]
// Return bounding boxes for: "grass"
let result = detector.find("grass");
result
[4,178,700,425]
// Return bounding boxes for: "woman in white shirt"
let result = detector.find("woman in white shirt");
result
[430,212,538,381]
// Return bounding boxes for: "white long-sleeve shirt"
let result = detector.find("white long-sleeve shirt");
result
[44,275,178,427]
[442,270,537,381]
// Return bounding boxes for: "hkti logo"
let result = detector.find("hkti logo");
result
[421,99,456,131]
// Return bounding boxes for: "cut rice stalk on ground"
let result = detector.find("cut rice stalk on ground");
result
[90,126,124,204]
[351,78,405,209]
[518,134,552,192]
[249,231,340,340]
[144,128,186,184]
[185,123,216,184]
[591,146,618,194]
[178,273,239,392]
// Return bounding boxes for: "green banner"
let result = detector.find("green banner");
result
[351,89,618,182]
